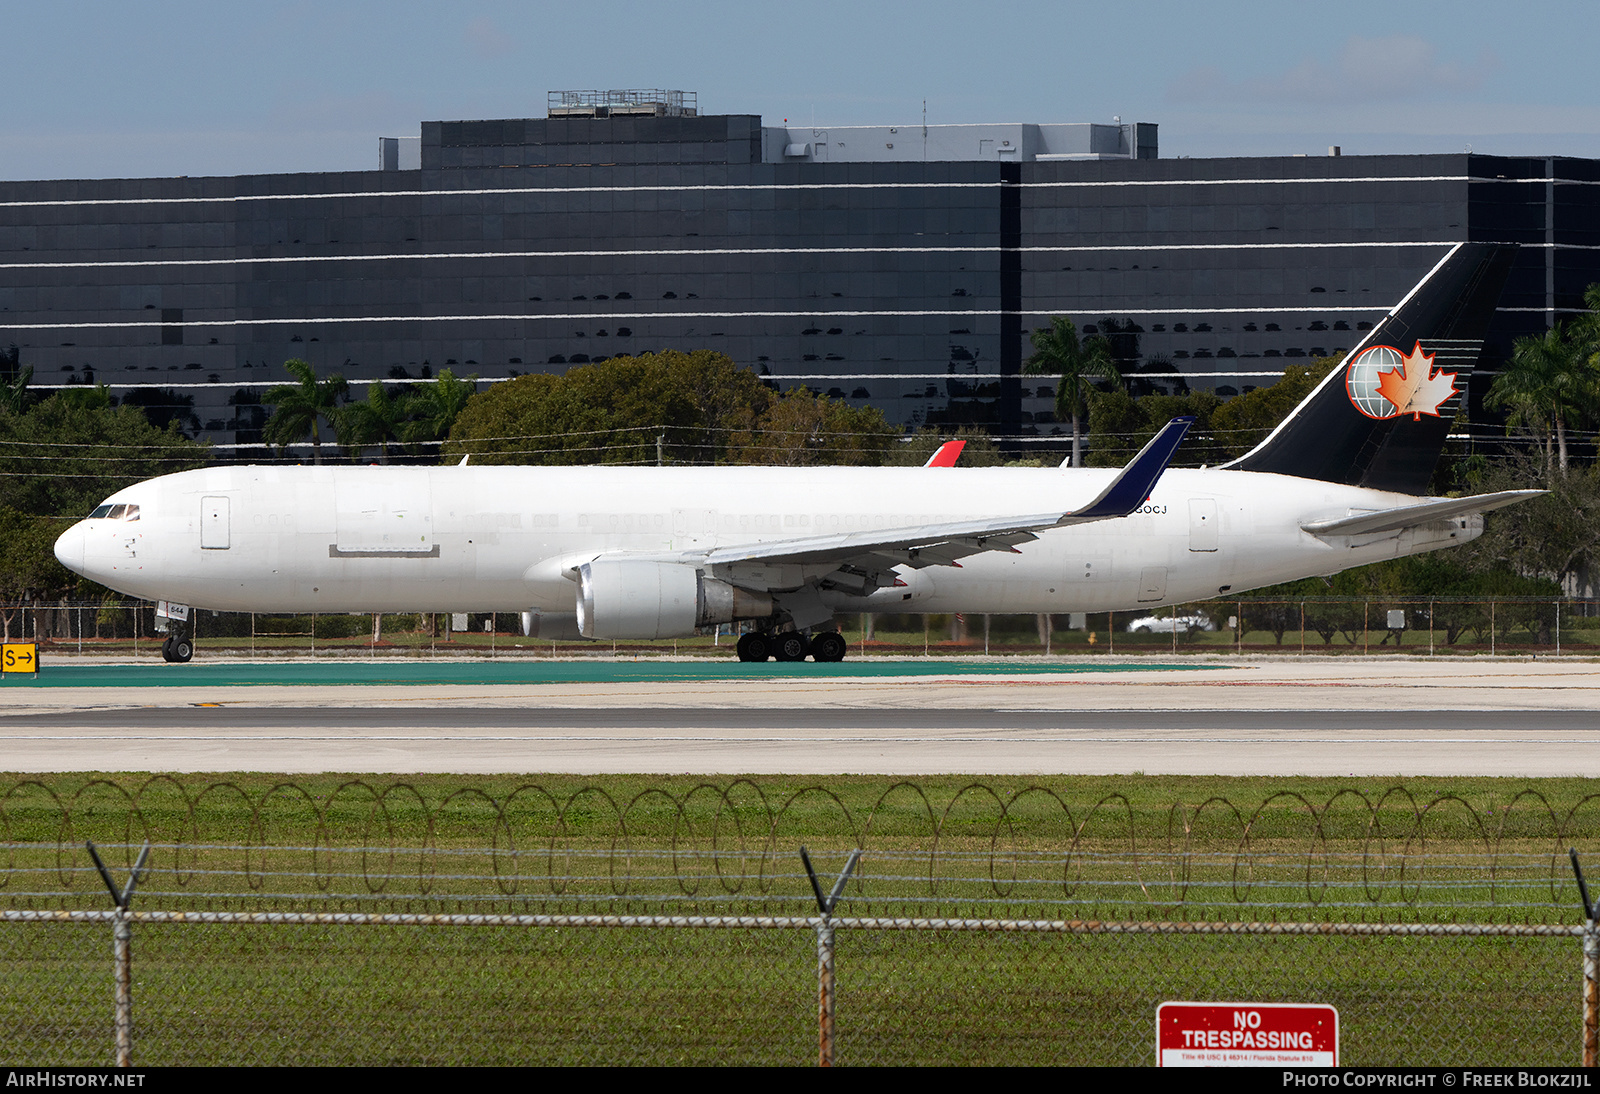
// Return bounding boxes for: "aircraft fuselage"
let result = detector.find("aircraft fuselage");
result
[53,463,1479,619]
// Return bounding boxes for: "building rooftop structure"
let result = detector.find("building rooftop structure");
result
[405,92,1154,171]
[547,89,700,118]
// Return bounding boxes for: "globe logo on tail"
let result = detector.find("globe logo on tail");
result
[1345,342,1458,421]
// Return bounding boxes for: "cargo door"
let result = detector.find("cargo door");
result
[200,496,230,550]
[334,474,435,556]
[1137,566,1168,603]
[1188,498,1218,552]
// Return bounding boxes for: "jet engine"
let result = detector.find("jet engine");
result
[576,560,774,639]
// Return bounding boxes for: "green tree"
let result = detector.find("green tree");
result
[336,382,412,464]
[1085,389,1225,467]
[262,359,348,465]
[885,426,1008,467]
[0,344,31,415]
[403,369,478,453]
[0,506,79,637]
[447,371,612,464]
[0,390,208,617]
[1022,317,1120,467]
[727,389,898,466]
[1209,357,1339,460]
[0,387,209,518]
[1485,323,1596,475]
[445,351,773,465]
[444,351,901,467]
[1455,451,1600,590]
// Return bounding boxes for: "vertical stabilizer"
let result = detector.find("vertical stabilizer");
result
[1223,243,1516,494]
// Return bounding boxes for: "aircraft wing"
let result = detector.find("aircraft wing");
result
[1300,489,1544,538]
[691,416,1194,572]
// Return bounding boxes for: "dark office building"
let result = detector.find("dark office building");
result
[1,89,1594,449]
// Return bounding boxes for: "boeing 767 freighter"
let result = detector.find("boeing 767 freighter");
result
[54,243,1539,663]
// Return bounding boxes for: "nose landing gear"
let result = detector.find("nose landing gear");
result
[160,630,194,663]
[155,602,193,663]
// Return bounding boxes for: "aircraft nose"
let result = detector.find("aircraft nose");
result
[54,522,86,574]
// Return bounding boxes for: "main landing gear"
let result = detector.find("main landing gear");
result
[735,629,847,664]
[160,630,194,663]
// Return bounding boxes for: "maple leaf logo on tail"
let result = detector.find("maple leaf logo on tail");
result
[1375,344,1458,420]
[1345,342,1458,421]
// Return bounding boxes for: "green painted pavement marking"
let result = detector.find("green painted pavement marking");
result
[0,659,1211,688]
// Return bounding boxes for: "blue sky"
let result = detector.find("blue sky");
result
[5,0,1595,180]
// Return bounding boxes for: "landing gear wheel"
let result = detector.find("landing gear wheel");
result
[171,636,194,663]
[810,631,847,663]
[773,632,811,662]
[737,633,771,662]
[160,635,175,662]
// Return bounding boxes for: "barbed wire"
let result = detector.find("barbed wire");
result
[5,849,1569,915]
[5,779,1600,919]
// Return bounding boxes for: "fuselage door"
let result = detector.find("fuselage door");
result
[1137,566,1168,603]
[201,496,230,550]
[1188,498,1219,552]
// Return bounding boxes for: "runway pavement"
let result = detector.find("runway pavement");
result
[2,656,1596,776]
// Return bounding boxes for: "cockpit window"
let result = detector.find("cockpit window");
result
[87,503,139,521]
[89,504,114,519]
[107,504,127,519]
[123,504,139,521]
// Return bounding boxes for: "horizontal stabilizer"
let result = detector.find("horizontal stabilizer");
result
[1300,490,1544,537]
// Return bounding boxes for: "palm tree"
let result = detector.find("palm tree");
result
[262,358,348,465]
[403,369,478,455]
[0,344,31,415]
[337,382,411,464]
[1485,323,1596,475]
[1023,317,1120,467]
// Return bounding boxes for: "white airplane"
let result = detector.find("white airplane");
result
[54,243,1540,664]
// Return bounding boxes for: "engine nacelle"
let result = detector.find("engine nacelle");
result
[576,560,774,639]
[520,610,585,641]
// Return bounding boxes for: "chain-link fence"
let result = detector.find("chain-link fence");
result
[1,901,1590,1066]
[5,597,1600,658]
[6,780,1600,1064]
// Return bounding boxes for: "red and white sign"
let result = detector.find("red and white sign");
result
[1157,1001,1338,1067]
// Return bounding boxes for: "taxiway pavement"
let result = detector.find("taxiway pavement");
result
[1,656,1595,776]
